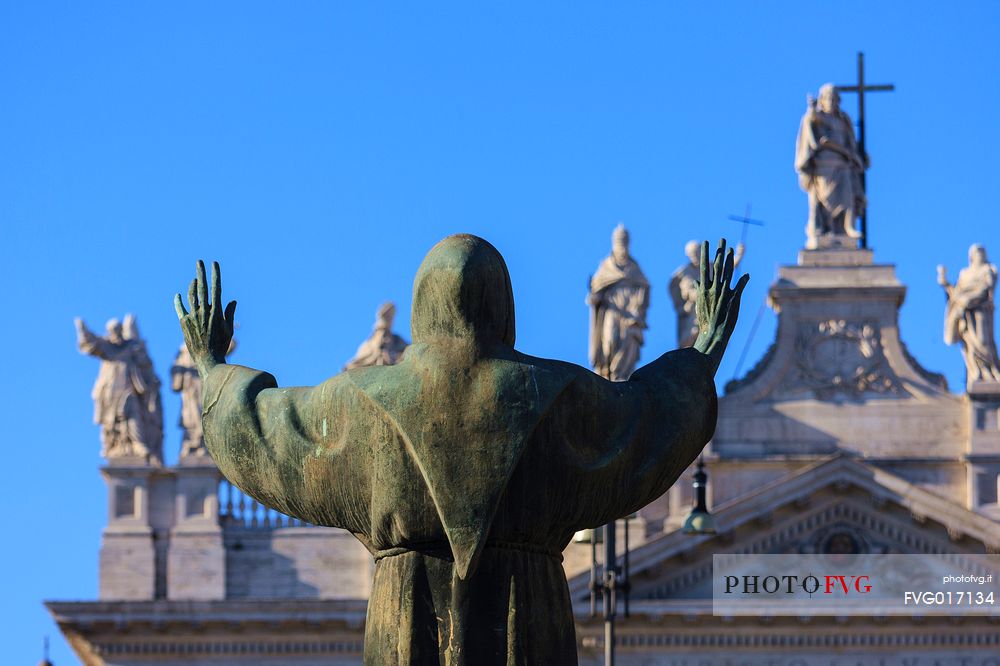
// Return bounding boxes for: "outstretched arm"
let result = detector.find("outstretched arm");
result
[558,241,748,529]
[937,265,954,300]
[172,261,372,537]
[556,347,719,530]
[75,318,111,358]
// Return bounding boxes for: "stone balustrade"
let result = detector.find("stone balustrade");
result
[219,480,315,530]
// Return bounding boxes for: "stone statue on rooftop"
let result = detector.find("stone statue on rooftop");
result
[795,83,867,249]
[670,239,744,348]
[75,314,163,464]
[344,301,409,370]
[938,244,1000,386]
[173,236,747,664]
[587,224,650,380]
[172,339,235,459]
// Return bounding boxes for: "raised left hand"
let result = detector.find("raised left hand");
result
[693,239,750,374]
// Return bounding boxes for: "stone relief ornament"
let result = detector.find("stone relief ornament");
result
[789,319,903,399]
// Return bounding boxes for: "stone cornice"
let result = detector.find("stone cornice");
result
[46,598,368,628]
[46,600,369,665]
[49,599,999,661]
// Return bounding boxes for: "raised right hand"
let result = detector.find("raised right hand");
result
[174,260,237,376]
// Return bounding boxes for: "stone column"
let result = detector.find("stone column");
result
[167,459,225,600]
[99,458,159,600]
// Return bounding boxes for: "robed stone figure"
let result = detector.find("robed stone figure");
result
[795,83,867,249]
[76,314,163,464]
[938,244,1000,386]
[172,339,235,458]
[174,235,747,665]
[344,301,409,370]
[588,224,650,380]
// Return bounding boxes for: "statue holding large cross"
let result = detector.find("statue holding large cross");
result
[173,236,747,665]
[795,83,867,249]
[796,53,894,250]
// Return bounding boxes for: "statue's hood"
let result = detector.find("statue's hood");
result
[351,235,575,579]
[411,234,515,347]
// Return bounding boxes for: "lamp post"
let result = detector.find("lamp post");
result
[577,514,634,665]
[683,458,716,535]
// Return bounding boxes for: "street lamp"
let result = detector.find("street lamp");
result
[682,458,716,535]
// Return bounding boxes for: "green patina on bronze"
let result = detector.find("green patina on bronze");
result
[175,234,747,665]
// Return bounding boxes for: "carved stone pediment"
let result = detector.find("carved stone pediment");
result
[726,315,945,403]
[724,252,950,405]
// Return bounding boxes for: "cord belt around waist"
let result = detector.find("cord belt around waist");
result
[374,539,563,563]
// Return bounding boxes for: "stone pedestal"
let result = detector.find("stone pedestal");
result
[715,246,967,506]
[797,247,874,267]
[99,462,157,600]
[966,382,1000,515]
[167,461,225,600]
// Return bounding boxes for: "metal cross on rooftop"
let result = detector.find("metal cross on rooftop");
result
[835,52,895,249]
[727,203,766,247]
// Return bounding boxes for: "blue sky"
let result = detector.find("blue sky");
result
[1,2,998,662]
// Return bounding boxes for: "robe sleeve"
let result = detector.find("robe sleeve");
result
[552,347,718,529]
[954,270,992,310]
[201,363,373,541]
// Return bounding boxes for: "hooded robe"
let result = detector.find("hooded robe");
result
[201,235,717,665]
